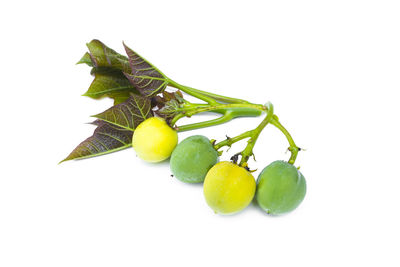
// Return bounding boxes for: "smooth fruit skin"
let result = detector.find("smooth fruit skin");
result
[256,160,306,215]
[203,161,256,215]
[132,117,178,163]
[170,135,219,183]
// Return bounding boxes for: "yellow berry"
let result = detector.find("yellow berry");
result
[203,161,256,215]
[132,117,178,162]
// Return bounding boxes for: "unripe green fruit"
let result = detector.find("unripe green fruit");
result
[170,135,219,183]
[256,160,306,215]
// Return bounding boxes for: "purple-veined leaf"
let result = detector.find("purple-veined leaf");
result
[77,41,141,104]
[123,43,168,97]
[82,67,139,101]
[155,91,185,123]
[60,120,133,162]
[93,93,153,131]
[86,39,131,72]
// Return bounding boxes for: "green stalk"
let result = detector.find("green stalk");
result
[170,102,264,133]
[166,82,300,164]
[168,80,249,104]
[238,102,274,167]
[270,118,299,164]
[183,87,250,104]
[209,104,300,165]
[181,103,265,117]
[176,111,234,132]
[214,131,253,150]
[168,79,218,104]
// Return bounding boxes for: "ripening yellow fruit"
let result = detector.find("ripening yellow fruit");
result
[203,161,256,215]
[132,117,178,162]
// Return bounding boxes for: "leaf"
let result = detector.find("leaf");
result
[86,39,131,72]
[60,120,133,163]
[156,91,184,118]
[157,99,181,119]
[82,67,139,100]
[111,91,132,105]
[77,52,93,66]
[123,43,168,97]
[93,93,153,130]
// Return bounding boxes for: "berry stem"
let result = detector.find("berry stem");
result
[166,82,300,164]
[238,102,274,167]
[270,118,299,164]
[214,131,254,150]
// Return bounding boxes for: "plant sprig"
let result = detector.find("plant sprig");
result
[62,39,301,166]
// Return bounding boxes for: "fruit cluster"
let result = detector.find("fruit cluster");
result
[63,40,307,216]
[133,118,306,215]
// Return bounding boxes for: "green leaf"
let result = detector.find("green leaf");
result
[111,91,132,105]
[82,67,139,100]
[123,43,168,97]
[60,120,133,163]
[93,93,153,131]
[77,52,93,66]
[86,39,131,72]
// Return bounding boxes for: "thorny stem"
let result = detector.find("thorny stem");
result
[214,130,253,150]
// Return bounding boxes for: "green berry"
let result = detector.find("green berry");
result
[256,160,306,215]
[170,135,219,183]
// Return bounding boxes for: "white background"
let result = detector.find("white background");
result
[1,0,399,266]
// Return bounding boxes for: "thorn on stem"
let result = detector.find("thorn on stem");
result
[230,152,241,164]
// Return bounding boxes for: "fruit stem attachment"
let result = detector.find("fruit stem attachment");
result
[238,102,274,167]
[270,118,299,164]
[165,82,300,164]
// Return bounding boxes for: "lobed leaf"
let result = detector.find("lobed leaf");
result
[123,43,168,97]
[93,93,153,130]
[60,120,133,163]
[83,67,139,100]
